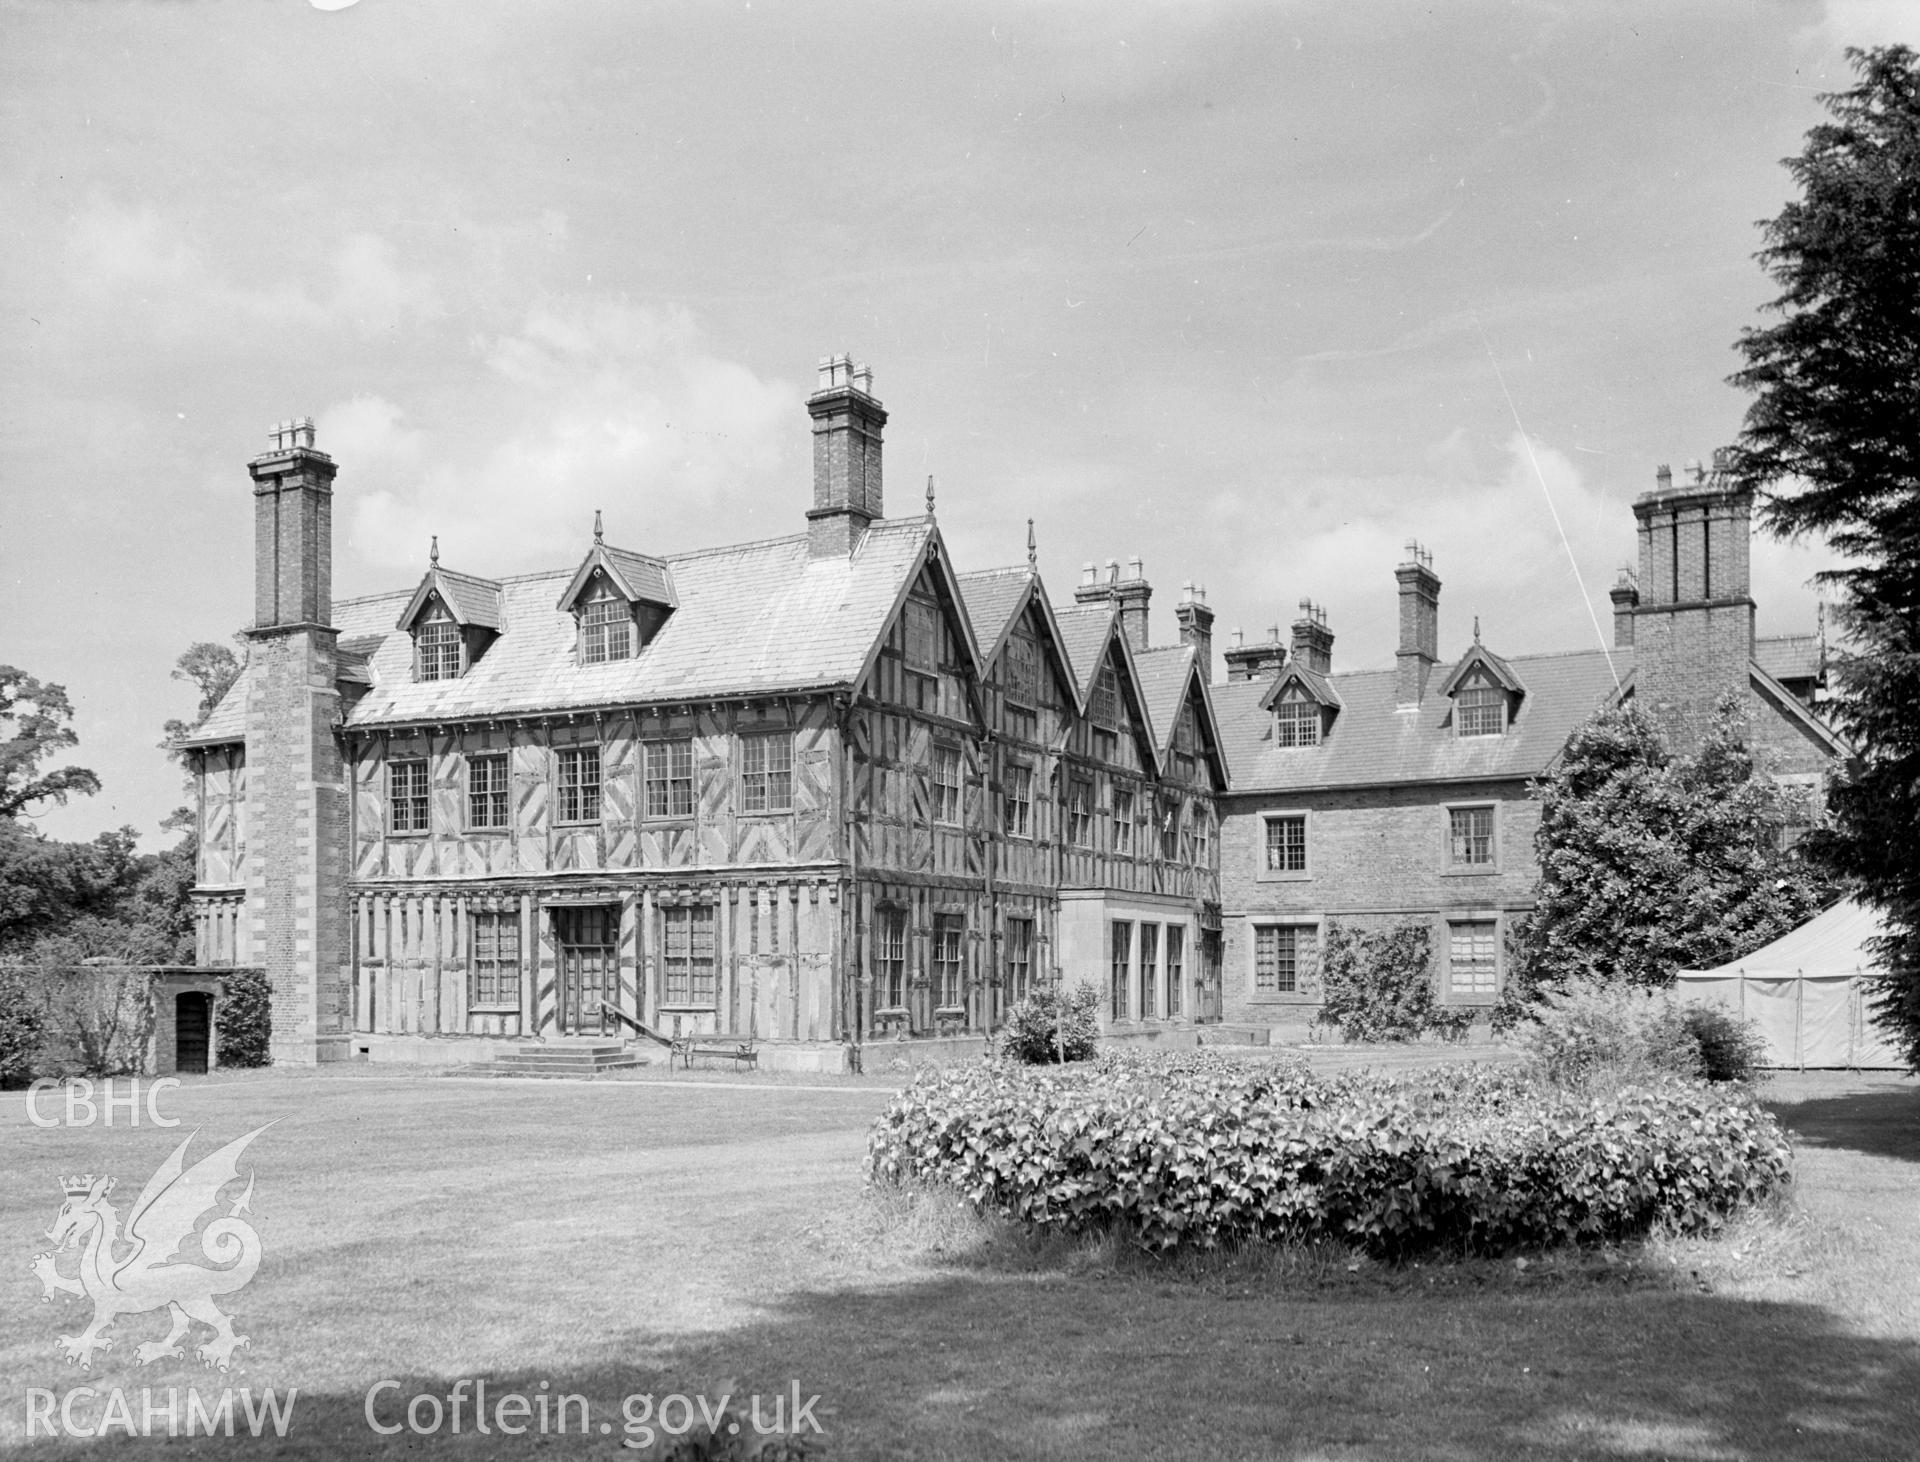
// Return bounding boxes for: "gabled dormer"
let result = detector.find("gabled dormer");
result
[396,545,505,682]
[1438,642,1525,737]
[555,517,677,666]
[1258,664,1340,747]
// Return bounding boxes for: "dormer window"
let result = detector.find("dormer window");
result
[1456,684,1506,737]
[580,586,635,664]
[415,606,462,681]
[1275,692,1321,747]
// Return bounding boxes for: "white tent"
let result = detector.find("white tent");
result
[1675,900,1905,1069]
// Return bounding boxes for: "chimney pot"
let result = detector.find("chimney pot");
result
[1656,463,1672,491]
[1126,555,1144,581]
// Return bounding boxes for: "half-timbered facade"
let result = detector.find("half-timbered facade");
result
[182,359,1225,1068]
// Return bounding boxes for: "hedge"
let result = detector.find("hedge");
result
[866,1054,1791,1255]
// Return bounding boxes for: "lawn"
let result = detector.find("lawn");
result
[3,1061,1917,1460]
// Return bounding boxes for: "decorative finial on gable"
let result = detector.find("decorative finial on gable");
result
[926,475,935,521]
[593,509,604,546]
[429,535,439,568]
[1473,614,1482,645]
[1027,519,1037,575]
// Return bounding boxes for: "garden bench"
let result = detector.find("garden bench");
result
[670,1031,759,1073]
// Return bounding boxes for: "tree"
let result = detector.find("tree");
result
[1519,700,1832,993]
[1726,45,1920,1064]
[0,667,99,819]
[159,640,242,754]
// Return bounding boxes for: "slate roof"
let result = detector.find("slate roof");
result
[1216,646,1632,795]
[955,568,1034,663]
[183,518,940,743]
[1051,603,1119,699]
[1755,633,1821,686]
[1132,644,1196,753]
[398,567,505,631]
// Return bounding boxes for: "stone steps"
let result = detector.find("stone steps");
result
[467,1041,648,1078]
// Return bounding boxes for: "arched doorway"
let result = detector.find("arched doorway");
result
[175,992,212,1075]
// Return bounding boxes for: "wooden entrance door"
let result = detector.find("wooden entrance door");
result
[554,906,618,1035]
[175,992,212,1074]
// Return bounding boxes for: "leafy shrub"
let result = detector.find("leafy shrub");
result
[216,967,273,1068]
[866,1056,1790,1256]
[998,983,1100,1064]
[1514,978,1703,1091]
[0,964,44,1088]
[1679,1002,1769,1083]
[1318,920,1476,1042]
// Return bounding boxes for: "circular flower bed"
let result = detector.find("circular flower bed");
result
[865,1052,1791,1256]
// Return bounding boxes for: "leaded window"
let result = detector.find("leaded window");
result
[1449,806,1495,866]
[1165,926,1185,1016]
[1005,917,1034,1005]
[467,754,509,830]
[1449,920,1498,998]
[469,910,520,1007]
[1254,924,1317,995]
[932,913,965,1009]
[1265,814,1307,873]
[1275,693,1320,747]
[1003,763,1033,838]
[1112,788,1135,856]
[662,904,718,1006]
[581,594,634,665]
[932,744,963,826]
[1090,664,1120,726]
[389,760,430,834]
[1139,923,1159,1019]
[904,600,938,673]
[742,733,792,813]
[556,746,601,823]
[1456,684,1506,737]
[877,909,908,1010]
[1110,920,1132,1019]
[646,739,694,818]
[1067,778,1094,848]
[416,613,462,682]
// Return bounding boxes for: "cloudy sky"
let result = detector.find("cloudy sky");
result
[3,0,1913,847]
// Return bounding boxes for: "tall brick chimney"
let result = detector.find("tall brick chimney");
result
[1174,581,1214,682]
[1609,565,1639,648]
[806,355,886,557]
[1223,624,1287,682]
[1394,541,1440,706]
[1291,599,1334,675]
[244,418,351,1065]
[1073,556,1151,648]
[1630,450,1754,748]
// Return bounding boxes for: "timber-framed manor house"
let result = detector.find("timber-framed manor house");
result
[183,359,1228,1068]
[181,357,1841,1069]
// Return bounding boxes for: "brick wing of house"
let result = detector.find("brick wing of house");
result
[1211,455,1847,1035]
[177,359,1228,1069]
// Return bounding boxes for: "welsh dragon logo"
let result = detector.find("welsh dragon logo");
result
[30,1125,271,1371]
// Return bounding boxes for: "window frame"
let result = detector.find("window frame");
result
[1273,695,1322,748]
[1003,761,1034,840]
[468,909,522,1009]
[1445,917,1500,1004]
[660,903,719,1008]
[1004,916,1034,1007]
[1251,921,1320,1000]
[1066,776,1094,849]
[1260,811,1310,880]
[931,911,966,1012]
[1110,920,1133,1021]
[740,731,793,815]
[1454,682,1508,738]
[555,745,603,825]
[1138,922,1159,1020]
[579,588,637,666]
[931,743,964,827]
[466,752,510,832]
[875,907,909,1012]
[645,738,695,820]
[1445,802,1498,872]
[388,758,431,836]
[414,612,463,683]
[1111,786,1135,857]
[1165,924,1185,1017]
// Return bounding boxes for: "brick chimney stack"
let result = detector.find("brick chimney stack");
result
[1174,581,1214,681]
[1291,599,1334,675]
[1609,564,1640,648]
[1631,450,1755,747]
[243,418,350,1065]
[1394,541,1440,706]
[806,355,887,557]
[1223,623,1287,682]
[1074,555,1153,649]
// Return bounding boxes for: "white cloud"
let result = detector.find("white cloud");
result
[342,299,802,573]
